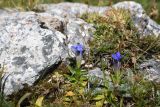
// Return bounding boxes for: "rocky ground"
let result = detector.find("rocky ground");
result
[0,1,160,107]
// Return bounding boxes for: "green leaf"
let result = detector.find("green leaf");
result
[67,65,75,75]
[93,95,105,101]
[120,98,124,107]
[63,97,71,102]
[96,100,103,107]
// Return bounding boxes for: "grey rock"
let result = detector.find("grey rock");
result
[88,67,111,85]
[87,68,115,93]
[113,1,160,37]
[37,1,160,36]
[36,3,108,18]
[38,14,64,32]
[87,68,104,88]
[0,12,94,95]
[0,8,18,15]
[0,12,66,95]
[139,59,160,83]
[88,67,104,79]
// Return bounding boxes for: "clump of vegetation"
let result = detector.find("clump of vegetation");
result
[81,8,160,68]
[0,0,39,10]
[80,8,160,106]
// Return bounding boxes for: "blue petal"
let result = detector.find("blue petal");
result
[76,44,83,52]
[112,52,122,61]
[116,52,122,59]
[71,46,77,52]
[71,45,76,50]
[112,54,118,61]
[71,44,84,55]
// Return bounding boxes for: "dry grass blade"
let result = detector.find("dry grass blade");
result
[16,93,31,107]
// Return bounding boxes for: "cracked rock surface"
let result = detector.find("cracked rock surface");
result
[0,12,93,95]
[37,1,160,36]
[0,1,160,95]
[139,59,160,83]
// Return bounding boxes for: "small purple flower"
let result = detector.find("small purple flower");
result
[71,43,84,55]
[112,52,122,70]
[112,52,122,61]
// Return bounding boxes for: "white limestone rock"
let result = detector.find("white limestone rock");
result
[0,12,66,95]
[37,1,160,36]
[0,12,94,95]
[139,59,160,83]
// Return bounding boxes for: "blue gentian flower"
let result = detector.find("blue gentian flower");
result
[111,52,122,70]
[112,52,122,61]
[71,43,84,56]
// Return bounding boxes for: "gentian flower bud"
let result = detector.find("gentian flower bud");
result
[112,52,122,70]
[71,43,84,68]
[71,43,84,56]
[111,52,122,62]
